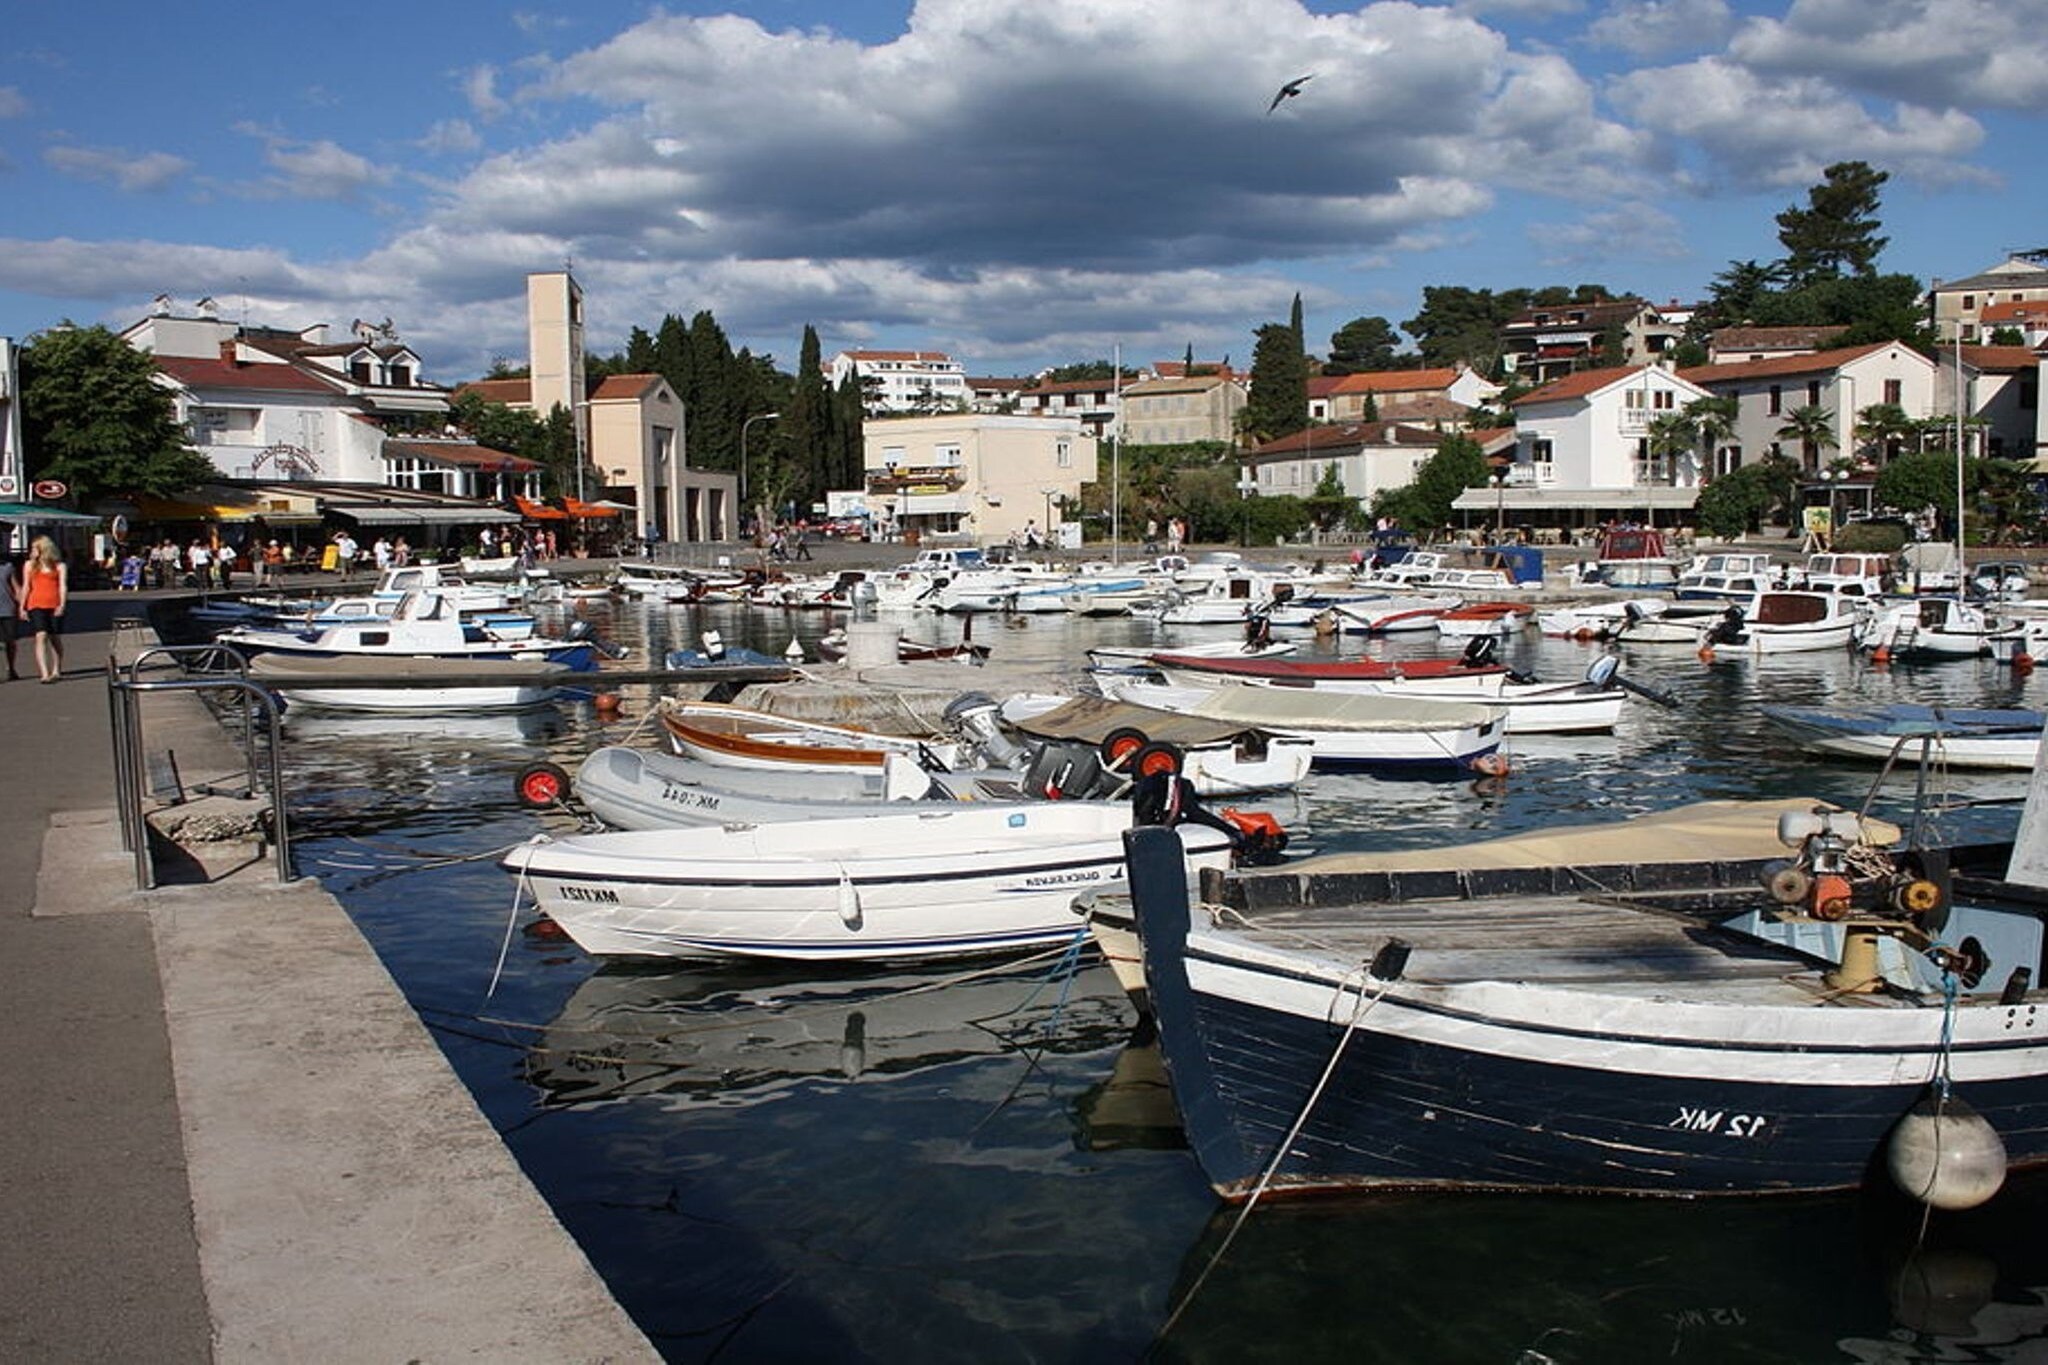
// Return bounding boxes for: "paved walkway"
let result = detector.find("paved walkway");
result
[0,588,655,1362]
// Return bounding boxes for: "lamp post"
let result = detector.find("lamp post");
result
[1236,469,1258,547]
[739,411,779,525]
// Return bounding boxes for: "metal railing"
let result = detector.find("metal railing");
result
[108,643,294,891]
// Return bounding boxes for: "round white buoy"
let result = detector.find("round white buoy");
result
[1887,1093,2008,1210]
[785,636,804,662]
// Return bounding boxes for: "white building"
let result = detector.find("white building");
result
[862,413,1095,545]
[829,350,970,415]
[1678,342,1940,473]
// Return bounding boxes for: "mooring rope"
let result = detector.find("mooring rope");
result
[1157,961,1391,1340]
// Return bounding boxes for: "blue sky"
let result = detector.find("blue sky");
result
[2,1,2043,381]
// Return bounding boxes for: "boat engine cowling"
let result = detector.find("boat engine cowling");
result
[942,691,1029,768]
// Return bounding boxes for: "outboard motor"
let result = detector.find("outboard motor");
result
[941,691,1029,768]
[565,618,630,660]
[1704,606,1746,648]
[1460,635,1498,668]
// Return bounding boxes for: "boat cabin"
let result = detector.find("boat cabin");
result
[1797,552,1890,596]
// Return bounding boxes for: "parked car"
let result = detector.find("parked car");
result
[820,517,870,541]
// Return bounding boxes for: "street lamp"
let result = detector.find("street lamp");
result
[1236,468,1259,547]
[739,411,779,509]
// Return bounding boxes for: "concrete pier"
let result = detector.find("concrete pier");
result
[0,589,655,1362]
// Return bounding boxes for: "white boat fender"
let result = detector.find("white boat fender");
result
[1886,1090,2007,1210]
[836,864,863,930]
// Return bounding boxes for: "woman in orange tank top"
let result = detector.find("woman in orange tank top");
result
[20,535,67,683]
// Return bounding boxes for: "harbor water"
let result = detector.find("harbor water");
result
[262,594,2048,1363]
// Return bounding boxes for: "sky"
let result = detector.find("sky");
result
[2,0,2044,383]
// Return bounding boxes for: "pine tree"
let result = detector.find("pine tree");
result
[1775,161,1890,286]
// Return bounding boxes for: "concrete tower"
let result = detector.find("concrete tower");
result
[526,270,587,462]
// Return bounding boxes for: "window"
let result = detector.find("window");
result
[2021,378,2037,411]
[388,364,412,387]
[1768,385,1783,415]
[1625,389,1644,409]
[350,360,372,383]
[1653,389,1674,410]
[1963,295,1976,310]
[1883,379,1902,404]
[1056,440,1072,468]
[1530,439,1553,464]
[934,443,962,468]
[1806,381,1821,405]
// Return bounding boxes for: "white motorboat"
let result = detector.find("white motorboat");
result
[253,653,567,713]
[215,590,601,669]
[1674,552,1780,602]
[1858,597,1997,661]
[1085,676,1508,773]
[1326,596,1459,635]
[500,803,1237,963]
[1762,704,2047,770]
[1698,591,1867,656]
[1096,662,1625,737]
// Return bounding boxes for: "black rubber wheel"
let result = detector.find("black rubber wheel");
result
[1099,726,1151,768]
[1133,741,1185,779]
[515,761,572,809]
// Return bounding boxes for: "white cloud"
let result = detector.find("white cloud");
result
[1584,0,1732,58]
[1527,202,1690,267]
[464,65,509,121]
[419,119,483,156]
[1609,57,1988,188]
[43,143,191,192]
[0,86,28,118]
[231,124,391,200]
[1730,0,2048,111]
[0,237,320,303]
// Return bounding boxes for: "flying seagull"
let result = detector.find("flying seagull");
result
[1266,73,1313,114]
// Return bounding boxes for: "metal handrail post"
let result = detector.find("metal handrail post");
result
[129,643,260,798]
[106,672,294,890]
[106,656,138,857]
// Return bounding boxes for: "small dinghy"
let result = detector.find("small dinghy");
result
[501,803,1238,963]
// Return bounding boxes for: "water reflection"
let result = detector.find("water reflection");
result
[219,595,2048,1362]
[1149,1172,2048,1364]
[525,955,1134,1112]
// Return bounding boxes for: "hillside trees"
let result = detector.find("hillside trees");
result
[1324,316,1405,374]
[1242,297,1310,442]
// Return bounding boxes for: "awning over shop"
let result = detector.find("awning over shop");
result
[1449,485,1700,514]
[327,503,522,526]
[130,491,323,524]
[514,496,570,521]
[0,501,103,525]
[561,496,622,519]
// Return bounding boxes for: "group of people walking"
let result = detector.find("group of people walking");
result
[1,536,69,684]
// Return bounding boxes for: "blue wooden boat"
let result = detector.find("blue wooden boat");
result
[1124,793,2048,1205]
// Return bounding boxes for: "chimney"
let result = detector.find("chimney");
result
[219,339,240,367]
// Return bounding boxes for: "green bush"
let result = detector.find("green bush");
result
[1833,522,1906,553]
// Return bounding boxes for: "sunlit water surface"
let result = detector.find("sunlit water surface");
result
[260,595,2048,1363]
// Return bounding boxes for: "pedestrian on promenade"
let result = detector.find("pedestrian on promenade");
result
[0,550,20,680]
[21,535,68,683]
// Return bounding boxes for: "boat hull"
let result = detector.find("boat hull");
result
[1127,827,2048,1200]
[504,808,1235,962]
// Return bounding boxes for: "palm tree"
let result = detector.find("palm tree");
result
[1775,404,1837,473]
[1854,402,1912,466]
[1644,413,1695,482]
[1683,395,1738,478]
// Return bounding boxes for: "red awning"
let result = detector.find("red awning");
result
[515,496,570,521]
[562,496,622,519]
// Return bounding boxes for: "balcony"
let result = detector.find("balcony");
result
[1631,459,1675,486]
[1617,408,1652,437]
